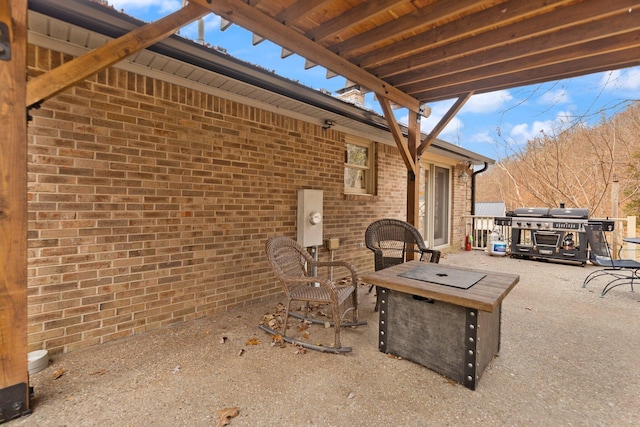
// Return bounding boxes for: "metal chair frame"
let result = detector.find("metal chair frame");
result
[583,224,639,297]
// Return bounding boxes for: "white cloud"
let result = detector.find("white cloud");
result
[599,68,640,91]
[509,109,574,142]
[538,89,570,105]
[470,131,495,144]
[460,90,513,114]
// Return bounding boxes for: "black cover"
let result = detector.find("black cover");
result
[511,207,550,217]
[549,208,588,219]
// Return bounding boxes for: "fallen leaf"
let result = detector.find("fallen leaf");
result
[302,332,310,340]
[52,368,66,380]
[297,324,308,332]
[216,407,239,427]
[246,337,261,346]
[324,322,331,329]
[271,334,284,346]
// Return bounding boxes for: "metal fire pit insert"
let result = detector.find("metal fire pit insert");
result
[398,266,486,289]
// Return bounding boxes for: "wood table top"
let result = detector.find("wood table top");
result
[361,260,520,313]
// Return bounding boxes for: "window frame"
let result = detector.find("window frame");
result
[344,136,375,195]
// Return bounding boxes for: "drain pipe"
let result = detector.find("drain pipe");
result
[470,162,489,215]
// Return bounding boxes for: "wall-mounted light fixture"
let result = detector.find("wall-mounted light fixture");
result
[458,171,469,182]
[323,120,335,130]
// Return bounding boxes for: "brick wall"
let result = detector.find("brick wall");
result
[26,46,412,354]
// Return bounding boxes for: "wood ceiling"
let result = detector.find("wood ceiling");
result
[190,0,640,112]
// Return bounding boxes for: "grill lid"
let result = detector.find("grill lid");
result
[549,208,588,219]
[510,207,550,217]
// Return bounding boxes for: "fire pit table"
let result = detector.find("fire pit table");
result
[361,260,519,390]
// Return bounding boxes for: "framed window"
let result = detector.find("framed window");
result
[344,137,375,194]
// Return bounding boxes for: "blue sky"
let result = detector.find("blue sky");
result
[108,0,640,160]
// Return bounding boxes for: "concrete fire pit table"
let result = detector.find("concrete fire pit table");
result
[361,260,520,390]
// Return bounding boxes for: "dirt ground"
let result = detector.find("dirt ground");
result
[8,250,640,426]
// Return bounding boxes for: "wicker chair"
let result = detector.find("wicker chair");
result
[261,236,366,353]
[365,218,441,310]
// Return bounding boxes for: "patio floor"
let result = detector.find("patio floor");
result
[10,250,639,426]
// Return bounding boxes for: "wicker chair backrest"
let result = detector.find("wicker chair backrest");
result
[365,218,440,271]
[265,236,313,285]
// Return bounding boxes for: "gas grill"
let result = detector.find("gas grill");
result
[495,207,614,266]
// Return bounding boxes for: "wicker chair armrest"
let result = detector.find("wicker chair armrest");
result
[420,248,441,263]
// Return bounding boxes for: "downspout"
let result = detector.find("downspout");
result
[470,162,489,215]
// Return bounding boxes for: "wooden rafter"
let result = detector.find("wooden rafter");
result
[357,0,575,71]
[26,1,210,107]
[327,0,483,58]
[189,0,421,112]
[274,0,331,25]
[413,46,640,103]
[306,0,412,44]
[378,95,416,175]
[391,3,640,90]
[418,93,474,155]
[407,31,640,99]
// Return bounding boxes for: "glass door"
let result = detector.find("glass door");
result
[433,166,450,246]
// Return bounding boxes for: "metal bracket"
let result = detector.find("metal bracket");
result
[464,309,479,390]
[0,22,11,61]
[0,383,31,423]
[378,287,389,353]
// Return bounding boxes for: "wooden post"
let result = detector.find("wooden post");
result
[406,110,420,228]
[405,110,421,260]
[0,0,31,421]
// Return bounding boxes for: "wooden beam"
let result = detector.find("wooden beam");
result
[0,0,30,418]
[404,28,640,96]
[406,110,420,235]
[189,0,420,112]
[380,0,640,83]
[412,46,640,103]
[356,0,574,70]
[329,0,484,59]
[418,93,473,155]
[274,0,331,26]
[307,0,410,44]
[26,1,210,107]
[378,95,416,175]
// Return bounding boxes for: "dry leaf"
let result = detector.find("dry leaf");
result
[297,324,308,332]
[246,337,261,346]
[216,407,239,427]
[324,322,331,329]
[302,332,310,340]
[52,368,66,379]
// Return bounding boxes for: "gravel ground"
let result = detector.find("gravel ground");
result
[9,250,640,427]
